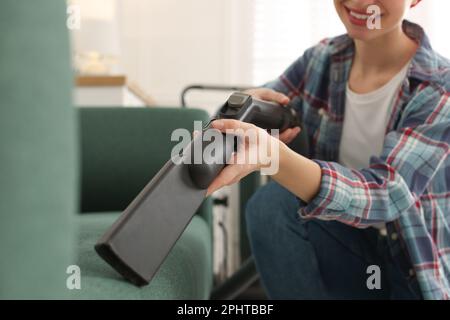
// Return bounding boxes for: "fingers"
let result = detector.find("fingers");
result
[206,149,254,196]
[245,88,290,105]
[290,126,301,139]
[206,165,254,197]
[259,89,290,105]
[279,128,293,143]
[206,176,224,197]
[211,119,301,146]
[279,126,301,144]
[206,163,239,196]
[211,119,256,133]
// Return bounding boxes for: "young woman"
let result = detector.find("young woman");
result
[207,0,450,299]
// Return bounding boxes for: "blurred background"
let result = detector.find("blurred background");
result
[69,0,450,114]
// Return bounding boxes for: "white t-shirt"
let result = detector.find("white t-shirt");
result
[338,64,409,230]
[339,64,410,170]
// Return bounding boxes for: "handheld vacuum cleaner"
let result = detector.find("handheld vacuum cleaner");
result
[95,92,301,286]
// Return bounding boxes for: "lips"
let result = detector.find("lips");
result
[350,10,370,20]
[344,5,382,27]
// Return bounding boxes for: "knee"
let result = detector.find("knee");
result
[245,181,300,238]
[245,182,273,228]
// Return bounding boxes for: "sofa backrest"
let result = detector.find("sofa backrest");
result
[0,0,77,298]
[78,107,211,221]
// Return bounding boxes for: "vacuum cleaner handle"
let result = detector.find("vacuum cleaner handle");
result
[187,131,238,190]
[216,92,300,131]
[187,92,300,189]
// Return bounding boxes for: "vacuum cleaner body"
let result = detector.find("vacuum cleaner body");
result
[95,92,300,286]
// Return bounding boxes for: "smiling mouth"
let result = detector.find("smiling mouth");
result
[344,5,384,26]
[350,10,370,20]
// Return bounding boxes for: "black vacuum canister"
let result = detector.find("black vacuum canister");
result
[95,92,301,286]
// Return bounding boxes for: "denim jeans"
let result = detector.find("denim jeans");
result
[246,182,423,300]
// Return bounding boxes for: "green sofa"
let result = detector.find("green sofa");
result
[73,108,214,299]
[0,0,214,299]
[0,0,288,300]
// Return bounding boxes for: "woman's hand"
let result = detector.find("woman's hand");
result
[204,117,321,203]
[244,88,301,145]
[206,119,301,196]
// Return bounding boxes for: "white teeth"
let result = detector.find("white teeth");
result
[350,10,369,20]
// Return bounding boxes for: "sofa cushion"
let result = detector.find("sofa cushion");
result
[72,213,212,299]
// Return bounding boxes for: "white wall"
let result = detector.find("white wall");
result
[408,0,450,56]
[73,0,450,111]
[118,0,254,111]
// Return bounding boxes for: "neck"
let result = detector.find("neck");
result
[353,24,417,74]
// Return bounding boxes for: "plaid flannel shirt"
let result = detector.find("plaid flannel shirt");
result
[266,21,450,299]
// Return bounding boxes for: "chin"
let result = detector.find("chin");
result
[346,27,381,42]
